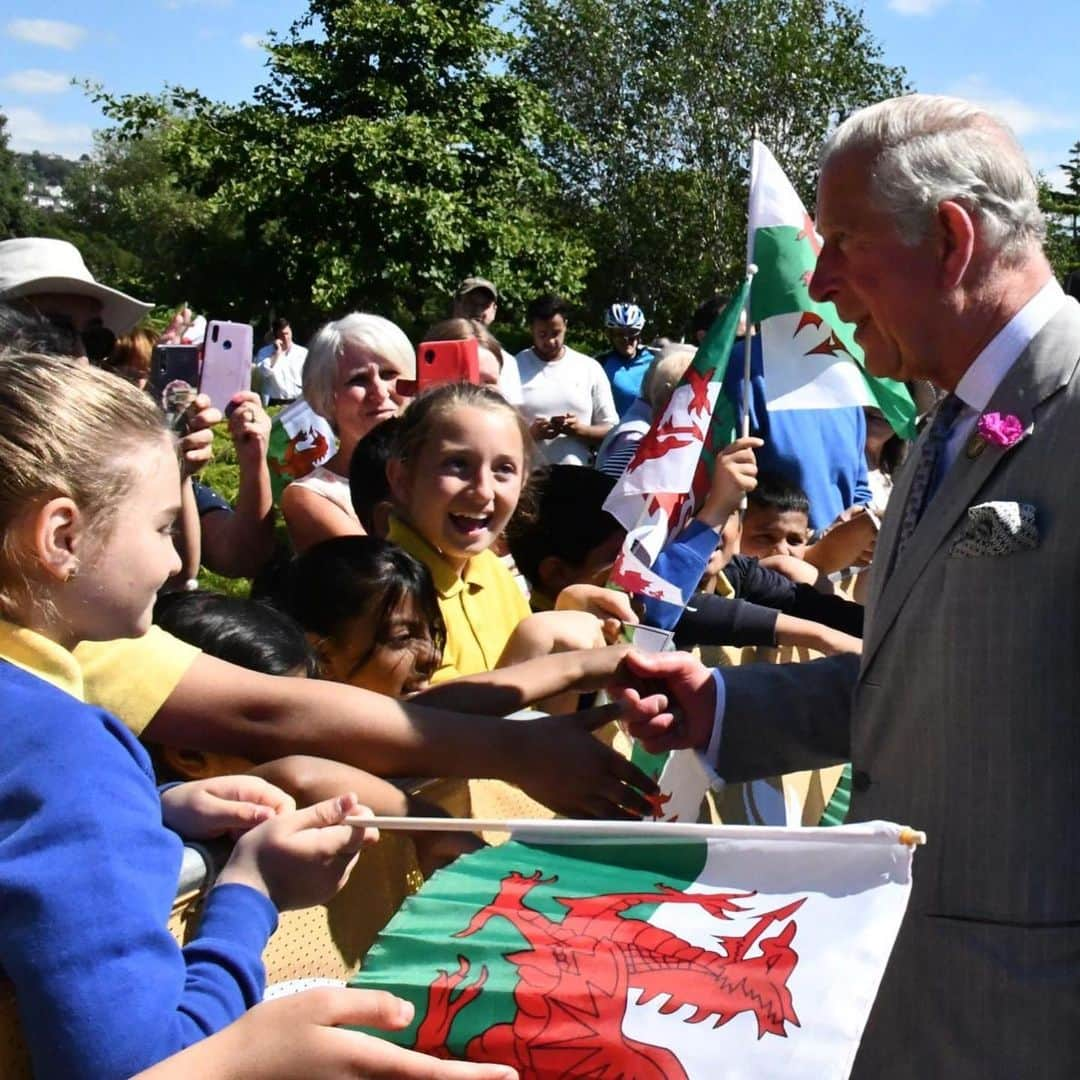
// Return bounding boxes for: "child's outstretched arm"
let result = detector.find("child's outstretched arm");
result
[774,613,863,656]
[144,652,659,820]
[413,643,631,714]
[804,506,878,574]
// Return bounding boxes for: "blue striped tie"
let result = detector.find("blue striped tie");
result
[893,392,964,564]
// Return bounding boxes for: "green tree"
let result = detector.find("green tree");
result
[1039,142,1080,282]
[90,0,593,331]
[43,111,253,315]
[0,113,37,239]
[514,0,908,333]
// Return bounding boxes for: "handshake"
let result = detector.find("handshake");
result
[609,650,718,755]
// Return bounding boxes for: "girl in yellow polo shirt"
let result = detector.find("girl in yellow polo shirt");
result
[383,383,620,684]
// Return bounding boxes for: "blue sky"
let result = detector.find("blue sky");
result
[2,1,1077,189]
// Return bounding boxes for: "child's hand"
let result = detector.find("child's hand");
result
[549,610,617,650]
[160,775,295,840]
[805,506,878,573]
[226,391,272,466]
[698,436,763,526]
[132,987,519,1080]
[554,583,639,628]
[498,611,611,667]
[216,794,379,911]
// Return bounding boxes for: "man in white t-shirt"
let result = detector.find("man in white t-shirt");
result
[253,316,308,404]
[515,294,617,465]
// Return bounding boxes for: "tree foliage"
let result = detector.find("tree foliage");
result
[513,0,908,333]
[86,0,592,332]
[0,114,38,239]
[1037,142,1080,282]
[26,0,909,337]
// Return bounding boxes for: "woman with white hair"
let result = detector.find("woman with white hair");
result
[281,312,416,553]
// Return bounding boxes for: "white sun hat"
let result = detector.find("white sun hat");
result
[0,237,153,333]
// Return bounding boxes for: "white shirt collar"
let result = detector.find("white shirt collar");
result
[954,278,1066,413]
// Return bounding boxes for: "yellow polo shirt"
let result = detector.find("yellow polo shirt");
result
[0,619,84,699]
[388,516,531,683]
[74,627,201,736]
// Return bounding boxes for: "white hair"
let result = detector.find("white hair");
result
[643,344,697,412]
[822,94,1044,261]
[303,313,416,427]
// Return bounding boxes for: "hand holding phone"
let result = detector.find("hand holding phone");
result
[201,320,254,413]
[148,344,201,433]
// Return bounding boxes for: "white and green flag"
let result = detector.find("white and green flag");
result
[265,397,336,503]
[353,820,920,1078]
[748,140,916,440]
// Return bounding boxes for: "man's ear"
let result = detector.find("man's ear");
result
[936,199,976,289]
[32,497,84,582]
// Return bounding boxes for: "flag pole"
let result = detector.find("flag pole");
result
[738,263,758,510]
[741,136,761,443]
[739,265,758,440]
[346,815,928,846]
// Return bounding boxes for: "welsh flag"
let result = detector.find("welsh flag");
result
[602,281,748,608]
[747,140,916,439]
[352,820,920,1079]
[265,397,336,504]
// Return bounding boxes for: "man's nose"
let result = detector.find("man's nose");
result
[808,247,835,305]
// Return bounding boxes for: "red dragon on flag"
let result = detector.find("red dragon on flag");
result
[414,869,806,1079]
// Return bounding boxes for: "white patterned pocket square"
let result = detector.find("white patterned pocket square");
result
[949,501,1038,558]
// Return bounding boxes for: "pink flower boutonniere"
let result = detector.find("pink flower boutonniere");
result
[967,411,1028,459]
[977,411,1025,447]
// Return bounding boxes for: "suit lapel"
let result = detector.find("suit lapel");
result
[862,300,1080,672]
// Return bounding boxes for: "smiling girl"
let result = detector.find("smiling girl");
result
[282,313,416,553]
[384,383,629,687]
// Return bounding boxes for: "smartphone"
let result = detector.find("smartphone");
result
[416,339,480,391]
[201,320,253,412]
[148,344,201,431]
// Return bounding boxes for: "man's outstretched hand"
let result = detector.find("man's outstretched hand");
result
[610,650,717,755]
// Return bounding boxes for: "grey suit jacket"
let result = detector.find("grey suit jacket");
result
[714,298,1080,1076]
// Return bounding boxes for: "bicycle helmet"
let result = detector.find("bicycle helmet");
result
[603,303,646,332]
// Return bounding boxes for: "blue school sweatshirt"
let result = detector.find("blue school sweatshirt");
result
[0,633,277,1079]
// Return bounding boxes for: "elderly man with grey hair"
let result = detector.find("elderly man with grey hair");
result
[614,94,1079,1075]
[281,312,416,553]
